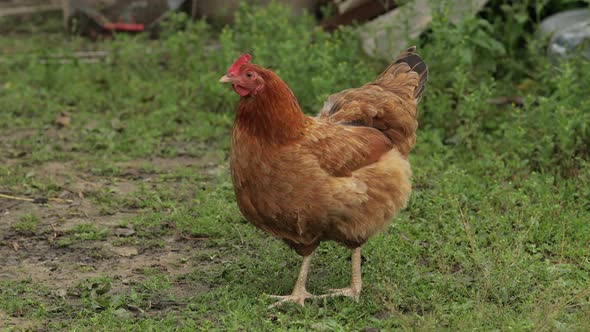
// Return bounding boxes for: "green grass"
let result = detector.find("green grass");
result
[11,214,40,234]
[0,279,62,319]
[1,1,590,330]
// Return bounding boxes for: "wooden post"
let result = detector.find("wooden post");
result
[191,0,198,19]
[61,0,69,30]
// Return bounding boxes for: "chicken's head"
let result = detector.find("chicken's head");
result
[219,54,264,97]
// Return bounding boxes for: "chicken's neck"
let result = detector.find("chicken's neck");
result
[235,79,307,144]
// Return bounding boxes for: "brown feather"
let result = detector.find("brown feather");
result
[230,49,426,256]
[318,46,428,156]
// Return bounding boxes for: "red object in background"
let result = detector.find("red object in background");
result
[103,22,144,32]
[65,0,185,36]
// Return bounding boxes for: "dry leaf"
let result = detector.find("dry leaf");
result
[54,112,71,127]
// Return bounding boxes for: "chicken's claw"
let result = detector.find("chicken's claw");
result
[267,289,314,308]
[317,287,361,301]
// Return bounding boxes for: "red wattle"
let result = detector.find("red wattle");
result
[233,84,250,97]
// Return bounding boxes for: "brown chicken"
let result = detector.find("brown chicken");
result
[219,47,427,307]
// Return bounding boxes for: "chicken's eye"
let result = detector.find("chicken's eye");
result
[245,72,254,78]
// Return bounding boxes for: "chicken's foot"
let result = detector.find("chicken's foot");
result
[268,253,314,308]
[318,247,362,301]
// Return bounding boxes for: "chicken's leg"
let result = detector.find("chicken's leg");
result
[268,253,314,308]
[318,247,362,301]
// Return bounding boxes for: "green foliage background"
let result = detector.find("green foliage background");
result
[0,0,589,330]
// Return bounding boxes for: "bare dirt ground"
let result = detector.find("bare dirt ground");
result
[0,156,220,329]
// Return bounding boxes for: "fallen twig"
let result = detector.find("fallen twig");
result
[0,193,73,204]
[0,51,109,64]
[40,51,110,64]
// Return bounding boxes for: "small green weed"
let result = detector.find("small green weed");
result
[0,279,59,319]
[69,223,107,241]
[57,223,107,247]
[73,277,124,312]
[12,214,40,234]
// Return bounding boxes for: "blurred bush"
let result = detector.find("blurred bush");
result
[1,0,588,176]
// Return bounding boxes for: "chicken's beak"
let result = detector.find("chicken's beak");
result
[219,75,233,84]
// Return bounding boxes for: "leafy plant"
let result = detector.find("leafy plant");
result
[73,277,125,311]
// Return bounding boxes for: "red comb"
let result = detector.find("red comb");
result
[228,54,251,75]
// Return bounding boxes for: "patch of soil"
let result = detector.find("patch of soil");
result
[117,156,203,170]
[0,156,221,322]
[0,310,40,330]
[116,154,226,178]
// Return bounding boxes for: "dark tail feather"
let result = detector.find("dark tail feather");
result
[395,46,428,101]
[379,46,428,102]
